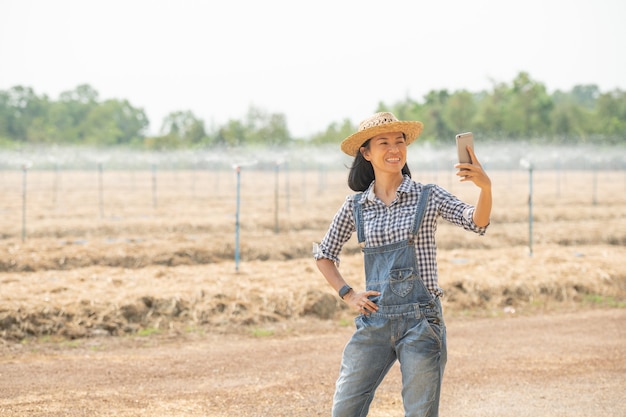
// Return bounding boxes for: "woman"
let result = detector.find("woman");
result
[314,112,492,417]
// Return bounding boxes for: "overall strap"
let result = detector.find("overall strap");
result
[411,184,433,236]
[353,184,432,246]
[352,193,365,245]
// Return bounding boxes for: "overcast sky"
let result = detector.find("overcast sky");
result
[1,0,625,137]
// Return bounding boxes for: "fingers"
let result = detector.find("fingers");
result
[456,164,478,175]
[455,147,481,173]
[455,163,491,188]
[456,166,481,181]
[467,145,481,166]
[455,147,485,181]
[359,299,377,313]
[454,164,475,181]
[350,291,379,315]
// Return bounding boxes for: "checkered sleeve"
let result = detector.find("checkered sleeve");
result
[432,185,488,235]
[312,195,357,267]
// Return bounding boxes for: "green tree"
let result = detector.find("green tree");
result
[0,91,10,141]
[158,110,207,146]
[550,98,588,141]
[214,119,247,147]
[504,72,553,138]
[2,74,625,148]
[243,106,291,146]
[4,86,46,142]
[443,90,477,134]
[422,90,452,141]
[473,81,510,139]
[309,118,354,145]
[382,97,425,125]
[550,88,593,141]
[593,89,626,140]
[80,99,148,145]
[570,84,600,109]
[56,84,100,143]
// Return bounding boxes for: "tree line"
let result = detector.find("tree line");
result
[0,72,624,149]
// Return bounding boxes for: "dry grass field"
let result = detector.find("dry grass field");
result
[0,162,625,416]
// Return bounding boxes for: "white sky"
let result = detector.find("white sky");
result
[1,0,625,138]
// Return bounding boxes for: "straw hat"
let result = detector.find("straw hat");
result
[340,112,424,156]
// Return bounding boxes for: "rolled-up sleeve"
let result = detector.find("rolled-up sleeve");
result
[313,196,356,266]
[435,186,489,235]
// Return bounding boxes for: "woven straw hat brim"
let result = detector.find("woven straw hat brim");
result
[340,121,424,156]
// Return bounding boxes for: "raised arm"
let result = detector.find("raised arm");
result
[455,145,492,227]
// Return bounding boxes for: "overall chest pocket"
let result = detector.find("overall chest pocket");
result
[389,268,416,297]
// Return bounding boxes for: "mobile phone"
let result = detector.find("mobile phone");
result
[455,132,474,167]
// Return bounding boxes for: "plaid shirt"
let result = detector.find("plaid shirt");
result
[314,175,488,297]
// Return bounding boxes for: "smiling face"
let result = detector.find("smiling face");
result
[360,131,407,176]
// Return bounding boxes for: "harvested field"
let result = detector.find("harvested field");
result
[1,167,624,338]
[0,163,625,416]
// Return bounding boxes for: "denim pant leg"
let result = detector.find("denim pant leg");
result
[333,316,396,417]
[396,303,447,417]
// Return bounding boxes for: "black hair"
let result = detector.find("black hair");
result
[347,138,412,192]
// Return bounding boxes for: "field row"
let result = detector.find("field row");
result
[1,169,624,340]
[1,169,624,234]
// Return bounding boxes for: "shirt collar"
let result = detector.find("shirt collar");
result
[364,174,412,202]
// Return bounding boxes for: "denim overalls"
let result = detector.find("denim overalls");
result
[333,185,447,417]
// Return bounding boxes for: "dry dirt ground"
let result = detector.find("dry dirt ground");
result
[0,309,624,416]
[1,167,625,416]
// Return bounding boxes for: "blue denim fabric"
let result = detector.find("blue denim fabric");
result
[333,186,447,417]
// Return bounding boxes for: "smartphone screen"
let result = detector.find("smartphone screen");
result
[455,132,474,166]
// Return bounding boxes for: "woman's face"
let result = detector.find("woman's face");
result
[360,131,407,174]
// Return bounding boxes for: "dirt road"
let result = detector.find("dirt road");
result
[1,308,624,417]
